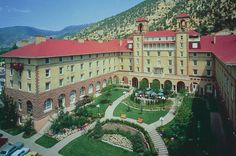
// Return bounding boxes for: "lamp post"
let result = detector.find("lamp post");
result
[160,117,164,126]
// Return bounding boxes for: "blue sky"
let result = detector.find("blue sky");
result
[0,0,143,30]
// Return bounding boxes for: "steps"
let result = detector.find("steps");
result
[148,129,168,156]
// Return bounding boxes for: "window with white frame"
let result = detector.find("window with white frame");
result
[28,83,31,92]
[59,79,63,87]
[44,99,52,112]
[192,43,198,48]
[59,67,63,75]
[45,69,50,78]
[45,82,50,91]
[45,58,50,64]
[10,69,13,76]
[27,70,31,79]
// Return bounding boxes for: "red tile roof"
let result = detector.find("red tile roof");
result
[176,13,190,18]
[2,39,132,58]
[136,17,148,22]
[189,35,236,64]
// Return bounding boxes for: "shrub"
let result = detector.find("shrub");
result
[23,118,36,138]
[93,120,104,139]
[132,132,145,153]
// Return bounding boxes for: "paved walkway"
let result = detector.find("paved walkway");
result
[0,89,181,156]
[102,89,183,156]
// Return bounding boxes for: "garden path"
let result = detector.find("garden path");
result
[103,89,183,156]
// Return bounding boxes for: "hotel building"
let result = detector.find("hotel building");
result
[2,14,236,131]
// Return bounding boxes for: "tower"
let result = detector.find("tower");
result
[175,13,190,76]
[133,18,149,73]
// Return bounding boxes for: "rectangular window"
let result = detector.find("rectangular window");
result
[180,60,183,66]
[180,43,183,48]
[137,51,139,56]
[169,60,172,65]
[129,66,132,71]
[147,67,150,72]
[103,69,105,73]
[147,51,150,56]
[18,81,22,90]
[71,65,74,72]
[97,70,99,75]
[96,54,98,58]
[147,59,150,64]
[59,57,63,62]
[193,60,198,66]
[120,58,123,63]
[27,70,31,79]
[168,51,172,56]
[45,69,50,78]
[45,82,50,91]
[71,76,74,83]
[81,74,84,81]
[207,70,211,76]
[207,60,211,66]
[45,58,50,64]
[137,67,140,72]
[80,64,84,70]
[207,53,211,57]
[169,69,172,74]
[129,59,132,64]
[181,69,184,75]
[27,83,31,92]
[10,69,13,76]
[80,55,83,59]
[70,56,74,60]
[89,72,92,77]
[89,62,92,68]
[89,54,91,58]
[103,60,105,65]
[10,80,13,88]
[18,99,22,111]
[59,67,63,75]
[59,79,63,87]
[193,69,198,75]
[158,51,161,56]
[180,51,183,57]
[28,59,31,64]
[193,53,197,57]
[121,65,124,70]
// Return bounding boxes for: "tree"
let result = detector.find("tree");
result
[151,79,160,92]
[23,117,36,137]
[93,120,103,139]
[139,79,148,90]
[0,91,18,129]
[132,132,145,153]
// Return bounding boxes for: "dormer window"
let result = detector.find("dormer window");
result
[45,58,50,64]
[192,43,198,49]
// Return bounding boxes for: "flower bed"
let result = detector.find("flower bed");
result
[101,134,133,150]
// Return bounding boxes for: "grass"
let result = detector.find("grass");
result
[2,127,24,136]
[86,88,127,117]
[158,96,213,156]
[35,134,59,148]
[59,135,139,156]
[113,103,168,124]
[124,97,173,110]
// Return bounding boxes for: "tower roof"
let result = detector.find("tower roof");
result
[176,13,190,18]
[136,17,148,22]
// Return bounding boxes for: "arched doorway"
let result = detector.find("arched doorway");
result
[96,81,101,92]
[88,84,94,94]
[151,79,160,92]
[113,76,119,84]
[26,101,33,114]
[177,81,185,92]
[102,79,107,88]
[132,77,138,88]
[58,94,66,108]
[164,80,172,93]
[80,86,86,97]
[70,90,76,106]
[140,78,149,89]
[122,76,128,84]
[108,77,112,85]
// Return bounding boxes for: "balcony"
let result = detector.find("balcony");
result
[10,63,24,71]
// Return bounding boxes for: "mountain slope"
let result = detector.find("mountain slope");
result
[0,24,89,48]
[67,0,236,41]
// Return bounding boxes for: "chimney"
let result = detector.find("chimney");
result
[119,40,123,46]
[35,35,46,44]
[78,39,84,43]
[213,36,216,44]
[19,40,29,47]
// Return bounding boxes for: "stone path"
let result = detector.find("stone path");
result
[0,89,181,156]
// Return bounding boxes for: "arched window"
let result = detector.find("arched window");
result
[70,91,76,105]
[26,101,33,114]
[80,87,86,97]
[44,99,52,112]
[88,84,94,94]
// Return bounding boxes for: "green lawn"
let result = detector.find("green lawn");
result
[158,96,214,156]
[113,103,168,124]
[86,88,127,117]
[59,135,139,156]
[35,135,59,148]
[124,97,173,110]
[2,127,24,136]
